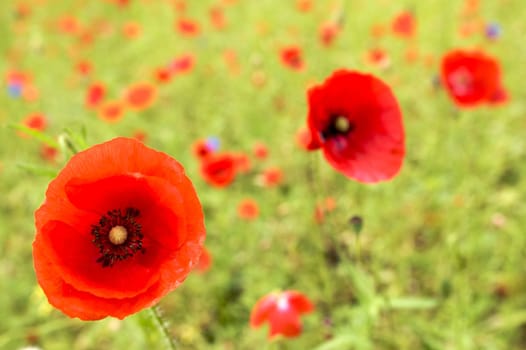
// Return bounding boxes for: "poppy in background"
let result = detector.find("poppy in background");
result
[250,290,314,338]
[75,60,93,76]
[305,69,405,183]
[391,11,416,39]
[171,54,195,75]
[209,6,227,30]
[280,46,305,71]
[33,137,206,320]
[123,21,142,39]
[85,82,106,109]
[440,49,508,107]
[260,167,283,187]
[40,144,59,163]
[238,198,259,220]
[253,142,269,159]
[319,22,340,46]
[200,153,237,188]
[23,113,48,132]
[176,18,200,37]
[123,82,157,111]
[98,100,126,122]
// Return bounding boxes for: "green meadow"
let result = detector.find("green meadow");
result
[1,0,525,349]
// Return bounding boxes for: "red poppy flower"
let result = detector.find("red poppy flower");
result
[123,22,141,39]
[154,66,172,83]
[391,11,416,38]
[260,167,283,187]
[253,141,268,159]
[209,6,226,30]
[296,0,313,12]
[280,46,305,71]
[171,53,195,74]
[440,49,508,107]
[40,144,59,163]
[365,48,391,69]
[233,152,252,173]
[23,112,47,132]
[200,153,237,188]
[98,100,126,123]
[176,18,200,37]
[75,60,93,76]
[33,137,205,320]
[250,290,314,338]
[123,82,158,111]
[237,198,259,220]
[319,22,340,47]
[306,70,405,183]
[85,82,106,109]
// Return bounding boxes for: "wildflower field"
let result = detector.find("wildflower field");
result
[1,0,526,349]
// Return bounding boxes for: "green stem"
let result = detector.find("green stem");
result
[149,306,178,350]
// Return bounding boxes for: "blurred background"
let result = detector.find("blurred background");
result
[1,0,525,349]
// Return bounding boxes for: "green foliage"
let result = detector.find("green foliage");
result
[1,0,526,349]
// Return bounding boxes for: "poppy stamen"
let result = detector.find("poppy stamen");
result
[109,225,128,245]
[321,114,354,140]
[91,208,145,267]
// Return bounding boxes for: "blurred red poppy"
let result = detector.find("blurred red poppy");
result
[391,11,416,38]
[280,46,304,71]
[85,82,106,109]
[200,153,237,188]
[176,18,200,37]
[23,112,47,132]
[98,100,126,122]
[261,167,283,187]
[365,48,391,69]
[40,144,59,163]
[123,82,158,111]
[440,49,508,107]
[306,70,405,183]
[192,139,214,160]
[33,137,205,320]
[209,6,227,30]
[75,60,93,76]
[154,66,172,83]
[237,198,259,220]
[319,22,340,46]
[171,53,195,74]
[253,142,269,159]
[250,290,314,338]
[123,22,141,39]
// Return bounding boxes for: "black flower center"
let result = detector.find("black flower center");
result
[321,114,354,140]
[91,207,145,267]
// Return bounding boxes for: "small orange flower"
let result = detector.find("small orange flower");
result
[391,11,416,39]
[176,18,200,37]
[200,153,237,188]
[40,144,59,163]
[253,142,269,159]
[23,112,47,132]
[98,100,126,123]
[319,22,340,46]
[237,199,259,220]
[280,46,305,71]
[123,22,142,39]
[261,167,283,187]
[123,82,157,111]
[85,82,106,109]
[33,137,206,320]
[209,6,227,30]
